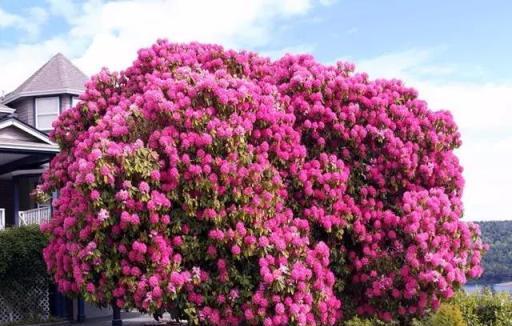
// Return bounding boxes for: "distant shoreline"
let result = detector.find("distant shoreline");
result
[464,282,512,294]
[467,281,512,286]
[497,281,512,286]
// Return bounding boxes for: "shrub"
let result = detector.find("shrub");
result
[38,40,486,325]
[453,290,512,326]
[344,316,376,326]
[0,225,48,288]
[0,225,49,319]
[428,303,465,326]
[344,316,393,326]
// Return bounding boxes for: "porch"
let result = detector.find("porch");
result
[0,117,59,230]
[0,206,51,230]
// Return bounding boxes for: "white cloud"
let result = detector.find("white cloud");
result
[0,8,23,28]
[7,1,505,222]
[0,38,74,97]
[355,50,512,221]
[24,7,50,37]
[45,0,80,18]
[0,6,48,39]
[72,0,320,74]
[0,0,328,93]
[357,48,459,81]
[261,44,316,60]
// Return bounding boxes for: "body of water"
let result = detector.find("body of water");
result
[465,282,512,294]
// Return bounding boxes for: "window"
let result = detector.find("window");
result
[72,96,80,108]
[35,97,60,130]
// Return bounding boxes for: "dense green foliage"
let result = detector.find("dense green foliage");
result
[425,303,465,326]
[0,226,49,320]
[344,316,383,326]
[475,221,512,284]
[0,225,48,288]
[451,290,512,326]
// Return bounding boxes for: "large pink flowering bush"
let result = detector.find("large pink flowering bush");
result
[39,40,486,325]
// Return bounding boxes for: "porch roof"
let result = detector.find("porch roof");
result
[0,117,59,175]
[0,103,15,115]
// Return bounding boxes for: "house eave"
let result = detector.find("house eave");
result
[0,118,58,146]
[0,142,60,154]
[0,168,47,180]
[0,107,15,114]
[2,88,84,105]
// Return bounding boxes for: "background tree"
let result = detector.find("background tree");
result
[473,221,512,284]
[38,40,486,325]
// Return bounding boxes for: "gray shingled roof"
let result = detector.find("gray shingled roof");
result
[2,53,87,104]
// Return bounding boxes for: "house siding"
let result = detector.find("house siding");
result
[10,97,34,127]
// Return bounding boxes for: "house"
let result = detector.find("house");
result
[0,54,117,323]
[0,53,87,230]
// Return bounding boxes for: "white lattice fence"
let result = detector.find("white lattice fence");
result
[0,276,49,324]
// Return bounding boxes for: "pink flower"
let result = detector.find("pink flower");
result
[97,208,109,222]
[139,181,150,193]
[90,190,100,200]
[86,283,95,293]
[38,39,485,325]
[84,173,95,183]
[170,272,185,287]
[231,245,241,256]
[275,303,285,315]
[116,190,129,201]
[150,170,161,181]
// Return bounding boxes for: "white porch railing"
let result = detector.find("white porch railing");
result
[18,206,51,226]
[0,208,5,230]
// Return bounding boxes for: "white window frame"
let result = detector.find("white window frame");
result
[71,96,80,108]
[35,96,60,130]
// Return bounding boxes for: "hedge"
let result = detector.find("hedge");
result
[0,225,48,289]
[0,225,49,322]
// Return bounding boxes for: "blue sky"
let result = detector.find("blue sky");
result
[2,0,512,83]
[0,0,511,220]
[263,0,512,83]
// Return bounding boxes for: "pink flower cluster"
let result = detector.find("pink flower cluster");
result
[39,40,486,324]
